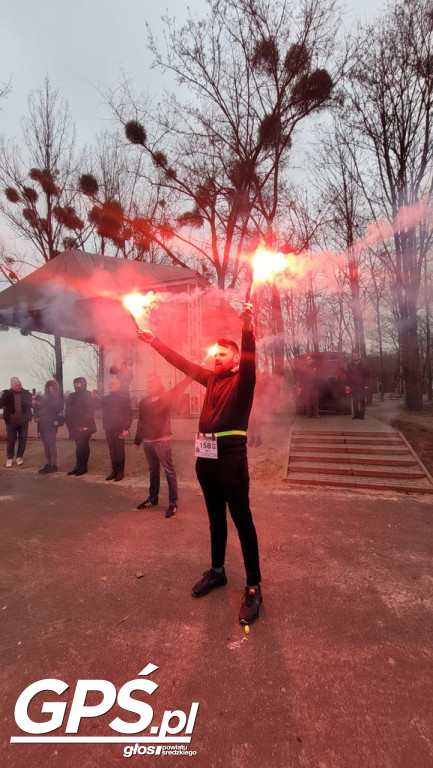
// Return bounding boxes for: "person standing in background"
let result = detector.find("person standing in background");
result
[0,377,33,467]
[297,356,320,418]
[65,377,97,476]
[134,374,190,518]
[34,379,64,474]
[346,352,370,420]
[102,379,133,482]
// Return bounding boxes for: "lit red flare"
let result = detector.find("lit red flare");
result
[123,291,155,317]
[252,248,287,282]
[200,344,218,367]
[246,247,290,300]
[123,291,156,330]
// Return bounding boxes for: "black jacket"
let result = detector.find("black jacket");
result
[102,392,133,433]
[150,330,256,435]
[65,390,97,438]
[297,363,319,390]
[346,360,369,389]
[0,388,33,424]
[34,394,64,431]
[134,379,190,444]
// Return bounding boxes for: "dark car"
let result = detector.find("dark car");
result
[294,352,351,415]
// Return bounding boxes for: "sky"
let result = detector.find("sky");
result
[0,0,385,389]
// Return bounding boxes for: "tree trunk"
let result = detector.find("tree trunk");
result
[426,313,432,401]
[425,258,432,401]
[271,283,285,377]
[347,256,367,357]
[97,345,105,393]
[54,336,63,395]
[401,311,423,410]
[375,299,385,401]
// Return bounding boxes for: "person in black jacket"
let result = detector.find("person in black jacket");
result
[134,374,190,518]
[346,352,370,420]
[102,379,133,482]
[64,377,97,476]
[0,377,33,467]
[137,303,262,625]
[34,379,64,474]
[296,355,320,418]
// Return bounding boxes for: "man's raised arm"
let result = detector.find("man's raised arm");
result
[137,330,209,386]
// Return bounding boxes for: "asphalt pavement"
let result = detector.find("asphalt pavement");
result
[1,459,433,768]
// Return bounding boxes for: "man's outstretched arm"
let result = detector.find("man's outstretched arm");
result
[137,330,209,386]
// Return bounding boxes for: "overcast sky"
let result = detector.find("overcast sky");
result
[0,0,385,389]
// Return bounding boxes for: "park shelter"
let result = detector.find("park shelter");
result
[0,250,239,411]
[0,249,204,344]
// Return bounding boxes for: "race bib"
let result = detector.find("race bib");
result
[195,434,218,459]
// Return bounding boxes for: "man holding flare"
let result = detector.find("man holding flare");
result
[136,302,262,625]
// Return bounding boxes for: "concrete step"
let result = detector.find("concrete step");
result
[294,430,400,437]
[285,473,433,494]
[290,444,411,455]
[346,446,410,455]
[292,435,403,445]
[290,452,417,467]
[288,462,426,480]
[286,429,433,494]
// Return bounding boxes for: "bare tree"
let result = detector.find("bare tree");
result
[104,0,344,374]
[364,251,390,400]
[0,76,89,392]
[312,119,370,355]
[26,334,71,390]
[420,247,433,399]
[346,0,433,410]
[0,77,11,105]
[71,341,99,389]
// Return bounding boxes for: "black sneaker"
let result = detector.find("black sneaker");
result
[45,465,58,474]
[39,464,50,474]
[165,504,177,519]
[191,568,227,598]
[137,497,158,510]
[239,586,262,625]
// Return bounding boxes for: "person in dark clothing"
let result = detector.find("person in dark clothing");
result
[297,355,320,418]
[134,374,190,519]
[109,361,134,393]
[102,379,133,482]
[64,377,97,476]
[137,303,262,625]
[34,380,64,474]
[346,352,370,420]
[0,377,33,467]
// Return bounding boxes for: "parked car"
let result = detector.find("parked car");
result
[293,352,351,415]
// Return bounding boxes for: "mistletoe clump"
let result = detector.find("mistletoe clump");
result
[125,120,147,146]
[79,173,99,197]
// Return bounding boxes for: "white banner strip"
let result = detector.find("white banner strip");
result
[11,736,191,743]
